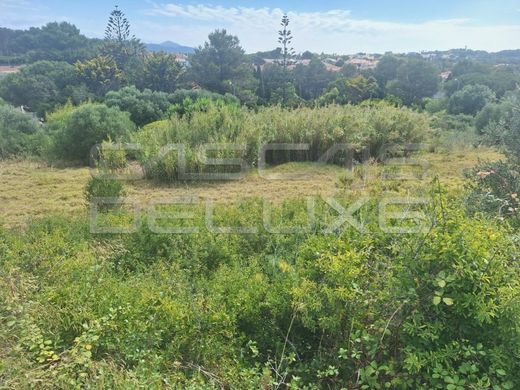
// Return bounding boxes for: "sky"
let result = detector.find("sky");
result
[1,0,520,54]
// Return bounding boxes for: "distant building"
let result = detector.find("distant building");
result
[0,65,20,75]
[260,58,311,70]
[259,56,372,72]
[440,71,452,81]
[323,63,342,72]
[346,57,378,70]
[174,54,190,66]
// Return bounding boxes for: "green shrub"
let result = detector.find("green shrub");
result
[319,75,380,105]
[95,140,128,172]
[0,104,45,158]
[447,84,495,116]
[104,86,173,127]
[466,102,520,227]
[424,97,448,114]
[134,101,431,181]
[84,176,125,208]
[431,113,475,133]
[475,102,510,134]
[169,96,218,119]
[465,160,520,227]
[169,88,240,106]
[1,197,520,388]
[48,103,135,164]
[0,60,83,117]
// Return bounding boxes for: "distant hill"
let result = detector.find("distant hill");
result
[145,41,195,54]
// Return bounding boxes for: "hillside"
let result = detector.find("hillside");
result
[145,41,195,54]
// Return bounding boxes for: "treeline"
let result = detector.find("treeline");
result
[1,7,519,119]
[0,23,101,64]
[1,6,520,169]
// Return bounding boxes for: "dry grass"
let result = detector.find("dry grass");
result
[0,161,90,227]
[0,148,503,228]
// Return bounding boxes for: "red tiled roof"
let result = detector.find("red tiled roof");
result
[0,65,20,74]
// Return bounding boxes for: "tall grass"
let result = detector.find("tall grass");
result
[133,101,432,181]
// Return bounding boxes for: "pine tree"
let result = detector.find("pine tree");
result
[105,5,132,42]
[102,6,143,69]
[278,14,295,106]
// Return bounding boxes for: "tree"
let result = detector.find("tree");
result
[501,103,520,165]
[300,51,315,60]
[104,86,173,127]
[75,55,122,97]
[137,52,182,93]
[319,75,379,105]
[293,58,336,100]
[49,103,135,163]
[0,22,101,64]
[269,82,302,107]
[256,63,286,103]
[447,84,495,116]
[189,30,257,102]
[475,92,517,134]
[0,60,82,116]
[278,14,295,106]
[373,54,403,91]
[467,93,520,226]
[105,5,131,43]
[386,58,439,105]
[102,6,144,69]
[340,63,358,78]
[0,104,42,158]
[445,61,520,98]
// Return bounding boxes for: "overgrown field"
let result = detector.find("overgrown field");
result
[1,90,520,389]
[2,142,520,388]
[2,8,520,387]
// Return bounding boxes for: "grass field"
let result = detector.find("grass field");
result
[0,148,502,228]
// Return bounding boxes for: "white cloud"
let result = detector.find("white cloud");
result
[0,0,52,28]
[143,2,520,53]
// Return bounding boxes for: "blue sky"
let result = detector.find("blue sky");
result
[1,0,520,53]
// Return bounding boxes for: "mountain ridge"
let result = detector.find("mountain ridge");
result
[145,41,195,54]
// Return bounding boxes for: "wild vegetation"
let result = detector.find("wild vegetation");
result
[0,5,519,389]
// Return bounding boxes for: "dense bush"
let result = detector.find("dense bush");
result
[0,61,86,117]
[466,161,520,227]
[48,103,135,164]
[466,100,520,226]
[169,88,240,106]
[134,101,431,181]
[104,86,173,127]
[1,197,519,388]
[475,101,512,134]
[431,113,475,133]
[319,75,379,105]
[423,97,448,114]
[447,84,495,116]
[84,177,126,210]
[0,104,44,158]
[481,95,520,163]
